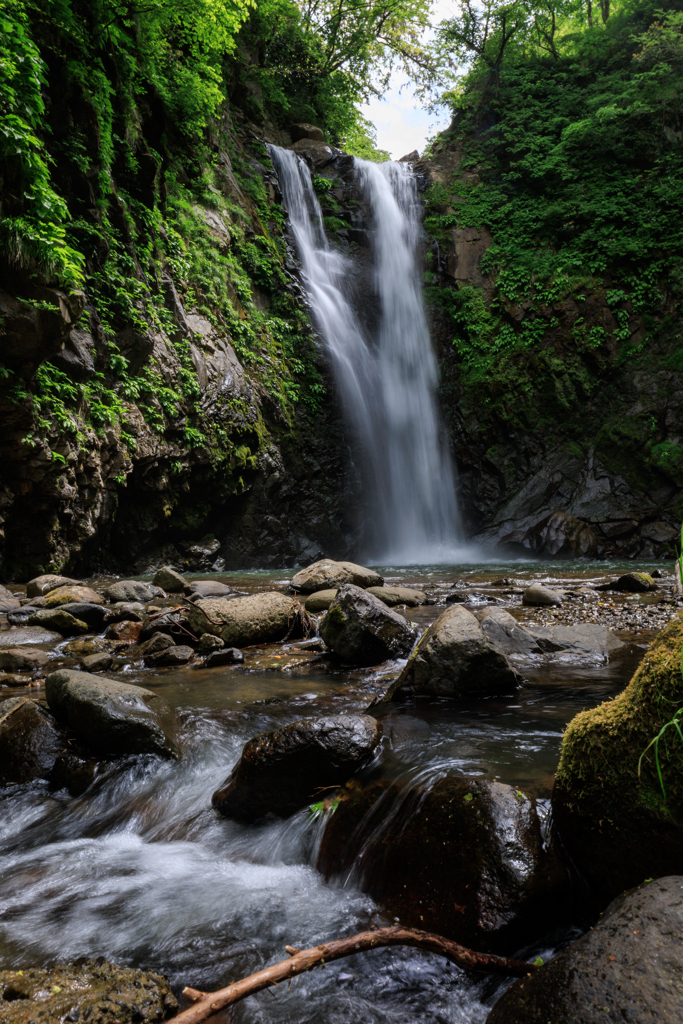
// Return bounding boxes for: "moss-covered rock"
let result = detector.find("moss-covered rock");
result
[552,611,683,899]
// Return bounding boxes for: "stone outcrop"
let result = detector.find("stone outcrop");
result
[319,584,417,666]
[46,669,179,759]
[488,877,683,1023]
[382,605,520,701]
[212,714,382,821]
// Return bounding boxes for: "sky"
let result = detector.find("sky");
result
[360,0,455,159]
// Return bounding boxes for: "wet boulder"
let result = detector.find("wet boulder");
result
[0,959,178,1024]
[0,696,63,784]
[185,592,302,647]
[139,608,191,642]
[382,605,520,702]
[291,559,383,594]
[58,602,108,629]
[366,586,427,607]
[204,647,244,667]
[304,588,338,612]
[196,633,224,654]
[213,714,382,822]
[552,611,683,899]
[105,620,143,642]
[606,570,657,592]
[488,877,683,1024]
[43,585,104,607]
[318,775,572,952]
[136,632,176,657]
[0,647,49,672]
[81,652,113,672]
[46,669,179,758]
[153,565,186,592]
[26,574,80,599]
[104,601,146,624]
[320,584,417,666]
[522,583,563,606]
[529,622,624,661]
[27,608,89,636]
[476,607,541,656]
[104,580,162,603]
[144,644,194,667]
[63,637,113,659]
[0,585,20,612]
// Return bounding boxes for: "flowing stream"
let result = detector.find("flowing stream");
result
[0,561,663,1023]
[268,147,464,564]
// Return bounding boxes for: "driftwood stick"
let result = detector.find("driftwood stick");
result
[171,925,537,1024]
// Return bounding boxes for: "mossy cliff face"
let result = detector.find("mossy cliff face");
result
[420,39,683,559]
[552,611,683,899]
[0,11,354,579]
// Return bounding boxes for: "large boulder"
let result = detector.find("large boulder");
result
[522,583,563,606]
[476,607,542,656]
[0,648,49,672]
[184,579,238,599]
[104,580,162,603]
[529,622,625,661]
[26,574,80,598]
[27,608,89,635]
[552,611,683,899]
[46,670,179,759]
[319,584,417,666]
[153,565,186,592]
[487,877,683,1024]
[304,588,338,612]
[599,571,657,592]
[0,959,177,1024]
[59,602,108,629]
[185,592,301,647]
[318,775,572,952]
[43,585,104,607]
[212,714,382,822]
[0,696,62,784]
[382,605,520,701]
[291,559,383,594]
[366,586,427,607]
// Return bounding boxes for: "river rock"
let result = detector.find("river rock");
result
[552,610,683,899]
[185,579,237,599]
[196,633,224,654]
[105,620,143,642]
[318,775,572,952]
[0,594,20,612]
[59,602,108,629]
[136,632,176,656]
[139,608,190,641]
[603,570,657,592]
[104,601,146,624]
[0,647,49,672]
[529,622,625,660]
[522,583,563,606]
[366,586,427,607]
[0,673,32,687]
[213,714,382,822]
[144,644,194,667]
[46,669,179,758]
[6,605,41,624]
[185,592,301,647]
[43,585,104,607]
[153,565,186,592]
[0,959,178,1024]
[383,605,520,701]
[26,574,80,598]
[63,637,113,658]
[487,877,683,1024]
[3,625,63,646]
[304,588,337,612]
[81,652,113,672]
[319,584,417,666]
[104,580,162,603]
[204,647,244,667]
[27,608,89,635]
[291,559,383,594]
[0,696,62,784]
[476,607,542,655]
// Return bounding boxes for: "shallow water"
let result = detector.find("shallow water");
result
[0,560,677,1021]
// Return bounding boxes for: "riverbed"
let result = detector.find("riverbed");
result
[0,560,679,1022]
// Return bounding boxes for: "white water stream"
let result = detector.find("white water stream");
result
[269,147,469,564]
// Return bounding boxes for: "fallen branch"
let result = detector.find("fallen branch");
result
[168,925,538,1024]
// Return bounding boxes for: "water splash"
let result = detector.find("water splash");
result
[269,147,475,564]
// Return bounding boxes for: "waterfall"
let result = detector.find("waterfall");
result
[269,145,466,564]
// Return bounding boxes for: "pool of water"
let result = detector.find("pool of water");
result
[0,560,676,1021]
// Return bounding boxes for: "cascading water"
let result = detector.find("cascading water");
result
[269,146,468,564]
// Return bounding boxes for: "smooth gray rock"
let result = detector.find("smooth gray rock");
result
[320,584,417,666]
[528,622,625,660]
[26,574,80,599]
[291,559,383,594]
[144,645,194,667]
[476,607,542,655]
[204,647,244,667]
[104,580,161,603]
[304,588,337,612]
[212,714,382,821]
[522,583,563,606]
[487,877,683,1024]
[46,670,179,758]
[135,632,176,657]
[366,586,427,608]
[104,602,145,624]
[184,580,237,599]
[81,652,113,672]
[0,696,62,784]
[384,605,520,701]
[0,647,49,672]
[185,592,301,647]
[153,565,186,592]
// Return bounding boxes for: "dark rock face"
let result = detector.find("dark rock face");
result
[319,584,417,666]
[0,959,178,1024]
[383,605,519,701]
[487,877,683,1024]
[46,669,179,759]
[318,775,572,952]
[0,696,63,784]
[212,714,382,822]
